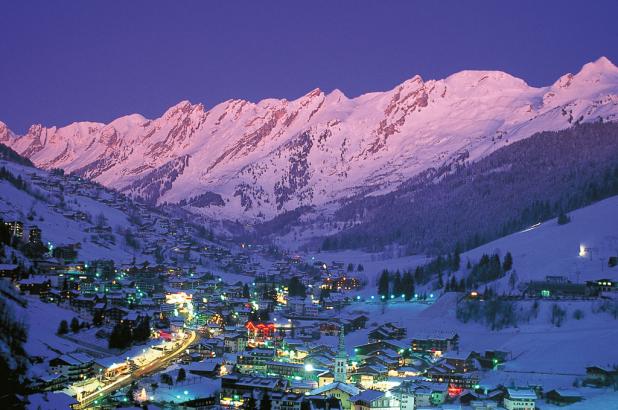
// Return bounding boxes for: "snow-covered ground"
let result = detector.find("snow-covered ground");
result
[312,196,618,391]
[462,195,618,288]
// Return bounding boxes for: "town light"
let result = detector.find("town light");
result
[304,363,314,372]
[579,244,588,257]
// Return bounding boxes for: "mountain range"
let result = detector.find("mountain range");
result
[2,57,618,227]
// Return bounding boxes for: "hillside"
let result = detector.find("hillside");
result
[0,158,222,266]
[319,121,618,253]
[2,57,618,227]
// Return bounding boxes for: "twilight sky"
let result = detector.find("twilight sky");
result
[1,1,618,133]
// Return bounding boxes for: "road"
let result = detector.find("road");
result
[74,330,197,409]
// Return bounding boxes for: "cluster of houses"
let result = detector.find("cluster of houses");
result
[140,318,617,410]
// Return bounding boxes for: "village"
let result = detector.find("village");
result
[2,194,618,410]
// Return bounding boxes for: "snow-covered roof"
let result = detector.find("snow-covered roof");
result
[309,382,360,396]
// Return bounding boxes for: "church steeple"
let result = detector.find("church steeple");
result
[334,323,347,382]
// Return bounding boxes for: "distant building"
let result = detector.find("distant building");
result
[309,382,360,410]
[545,389,583,406]
[503,388,536,410]
[410,332,459,354]
[586,278,616,294]
[585,365,618,387]
[28,225,42,244]
[5,220,23,238]
[350,389,399,410]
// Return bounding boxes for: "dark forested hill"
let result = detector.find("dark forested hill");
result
[324,121,618,254]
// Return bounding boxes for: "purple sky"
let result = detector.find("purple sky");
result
[1,1,617,133]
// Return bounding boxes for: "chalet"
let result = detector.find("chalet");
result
[425,366,479,389]
[349,364,388,388]
[503,388,536,410]
[349,389,399,410]
[106,306,129,322]
[585,365,618,387]
[368,323,406,342]
[524,279,590,299]
[441,351,475,373]
[309,382,360,410]
[545,389,583,406]
[287,296,319,318]
[237,348,275,373]
[223,332,248,353]
[353,340,408,358]
[320,322,340,336]
[187,359,222,378]
[52,245,79,262]
[302,395,343,410]
[469,401,498,410]
[410,332,459,354]
[586,278,616,294]
[342,314,369,333]
[71,295,97,311]
[49,353,95,381]
[0,263,20,279]
[265,361,306,379]
[18,276,51,295]
[318,370,335,387]
[221,374,288,399]
[391,380,448,409]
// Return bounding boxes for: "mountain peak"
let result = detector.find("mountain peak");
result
[162,100,195,119]
[578,56,618,76]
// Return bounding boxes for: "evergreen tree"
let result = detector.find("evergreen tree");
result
[288,276,306,297]
[392,271,403,296]
[70,317,80,333]
[160,373,173,385]
[377,269,390,298]
[402,271,415,300]
[243,283,250,299]
[57,320,69,335]
[503,252,513,272]
[357,264,364,272]
[557,211,571,225]
[177,367,186,383]
[93,310,104,327]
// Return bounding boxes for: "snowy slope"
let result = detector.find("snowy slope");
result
[3,57,618,223]
[462,195,618,288]
[310,195,618,288]
[0,159,198,264]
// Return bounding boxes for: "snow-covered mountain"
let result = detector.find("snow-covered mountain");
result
[3,57,618,222]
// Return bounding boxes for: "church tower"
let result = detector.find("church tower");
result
[334,323,348,382]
